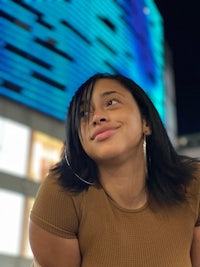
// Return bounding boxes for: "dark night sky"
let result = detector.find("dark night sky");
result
[154,1,200,136]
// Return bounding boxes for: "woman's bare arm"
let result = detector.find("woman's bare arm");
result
[191,226,200,267]
[29,220,81,267]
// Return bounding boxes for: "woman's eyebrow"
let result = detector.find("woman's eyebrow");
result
[101,90,124,97]
[80,90,124,109]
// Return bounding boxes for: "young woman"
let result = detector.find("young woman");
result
[29,73,200,267]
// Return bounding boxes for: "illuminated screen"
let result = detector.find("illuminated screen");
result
[0,0,165,121]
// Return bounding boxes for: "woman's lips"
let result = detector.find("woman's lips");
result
[93,129,118,141]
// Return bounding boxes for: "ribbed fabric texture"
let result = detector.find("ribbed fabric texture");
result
[31,173,200,267]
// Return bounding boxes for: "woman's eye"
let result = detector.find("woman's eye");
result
[80,110,90,119]
[79,111,84,118]
[80,111,87,117]
[107,99,119,106]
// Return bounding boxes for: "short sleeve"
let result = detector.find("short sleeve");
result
[30,173,83,238]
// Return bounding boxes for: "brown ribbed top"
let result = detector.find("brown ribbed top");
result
[31,172,200,267]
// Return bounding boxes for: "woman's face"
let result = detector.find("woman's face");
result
[79,78,151,165]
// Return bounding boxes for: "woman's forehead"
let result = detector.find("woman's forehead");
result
[93,78,123,90]
[82,78,129,100]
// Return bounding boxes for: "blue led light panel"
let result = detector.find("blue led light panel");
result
[0,0,165,121]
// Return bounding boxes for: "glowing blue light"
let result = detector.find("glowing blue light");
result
[0,0,165,121]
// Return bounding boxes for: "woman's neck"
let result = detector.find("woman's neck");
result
[98,158,148,209]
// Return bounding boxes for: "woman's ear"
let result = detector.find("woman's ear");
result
[142,119,152,135]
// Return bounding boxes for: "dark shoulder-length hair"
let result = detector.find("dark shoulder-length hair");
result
[51,73,199,206]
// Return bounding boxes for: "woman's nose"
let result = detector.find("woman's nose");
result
[92,112,107,125]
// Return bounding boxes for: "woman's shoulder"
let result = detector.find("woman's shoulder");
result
[31,172,89,238]
[37,171,87,203]
[38,171,102,205]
